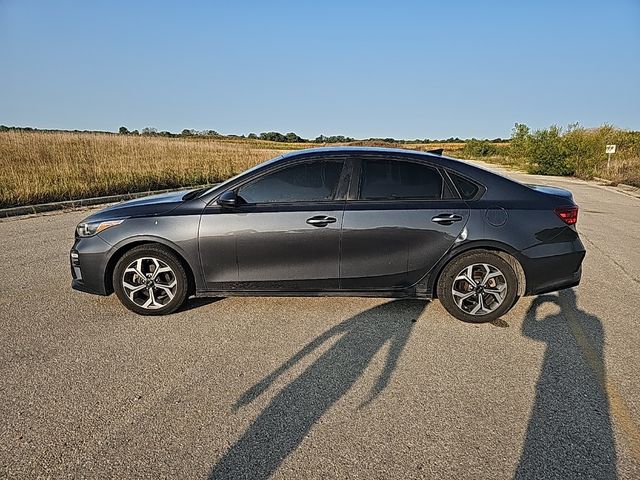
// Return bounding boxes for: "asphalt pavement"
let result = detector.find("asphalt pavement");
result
[1,164,639,479]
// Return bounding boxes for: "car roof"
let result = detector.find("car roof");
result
[201,146,537,203]
[278,146,470,171]
[280,146,443,159]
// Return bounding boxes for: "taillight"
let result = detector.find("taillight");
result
[554,206,579,225]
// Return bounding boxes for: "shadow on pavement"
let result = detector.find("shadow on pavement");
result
[179,296,224,312]
[209,299,427,479]
[516,289,617,479]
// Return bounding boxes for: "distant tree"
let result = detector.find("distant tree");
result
[285,132,304,143]
[0,125,9,132]
[528,125,573,176]
[462,139,498,157]
[181,129,193,136]
[247,133,258,139]
[259,131,287,142]
[509,123,532,159]
[202,129,219,137]
[118,126,130,135]
[141,127,157,136]
[130,129,140,135]
[321,135,353,143]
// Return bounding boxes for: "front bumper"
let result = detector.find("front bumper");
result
[69,234,113,296]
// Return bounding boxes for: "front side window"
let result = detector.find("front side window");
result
[238,160,343,204]
[359,158,443,200]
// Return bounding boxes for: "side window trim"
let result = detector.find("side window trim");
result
[440,167,461,200]
[346,158,361,201]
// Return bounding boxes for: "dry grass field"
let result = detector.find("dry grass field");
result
[0,131,465,208]
[0,132,288,207]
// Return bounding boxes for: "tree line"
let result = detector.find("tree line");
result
[114,126,509,144]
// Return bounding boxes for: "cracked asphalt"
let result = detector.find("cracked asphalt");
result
[1,164,639,479]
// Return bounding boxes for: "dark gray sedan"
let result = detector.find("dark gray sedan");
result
[70,147,585,322]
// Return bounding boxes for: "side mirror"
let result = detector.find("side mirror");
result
[217,190,238,208]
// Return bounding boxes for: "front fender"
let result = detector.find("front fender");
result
[102,222,203,293]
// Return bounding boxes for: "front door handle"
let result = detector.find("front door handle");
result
[306,215,337,227]
[431,213,463,225]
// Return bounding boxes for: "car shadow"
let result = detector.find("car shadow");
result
[179,296,225,312]
[208,299,428,479]
[516,289,617,479]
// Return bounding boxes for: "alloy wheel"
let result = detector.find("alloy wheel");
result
[451,263,507,316]
[122,257,178,309]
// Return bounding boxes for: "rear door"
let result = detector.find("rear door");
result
[340,155,469,290]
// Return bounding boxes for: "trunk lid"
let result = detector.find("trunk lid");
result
[526,184,574,202]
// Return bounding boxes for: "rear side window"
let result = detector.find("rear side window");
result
[449,172,481,200]
[359,159,443,200]
[238,160,343,204]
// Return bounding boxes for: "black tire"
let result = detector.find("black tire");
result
[437,250,519,323]
[113,244,188,316]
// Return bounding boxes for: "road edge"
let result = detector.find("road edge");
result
[0,184,215,220]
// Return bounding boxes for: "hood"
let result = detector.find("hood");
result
[82,189,194,223]
[526,184,574,201]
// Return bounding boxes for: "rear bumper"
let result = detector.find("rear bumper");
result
[521,238,586,296]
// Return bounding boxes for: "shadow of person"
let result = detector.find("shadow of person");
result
[516,289,617,479]
[209,299,427,479]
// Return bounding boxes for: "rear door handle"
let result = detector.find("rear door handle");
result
[431,213,463,225]
[306,215,337,227]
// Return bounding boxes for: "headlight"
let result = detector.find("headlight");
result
[76,219,124,237]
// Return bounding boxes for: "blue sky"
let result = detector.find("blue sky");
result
[1,0,639,139]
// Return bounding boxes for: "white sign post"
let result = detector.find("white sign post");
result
[606,145,616,172]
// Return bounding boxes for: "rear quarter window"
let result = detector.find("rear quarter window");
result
[449,172,482,200]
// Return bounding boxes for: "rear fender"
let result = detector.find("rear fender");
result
[417,240,527,298]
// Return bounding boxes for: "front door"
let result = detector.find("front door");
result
[199,158,346,291]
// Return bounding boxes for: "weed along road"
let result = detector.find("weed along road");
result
[1,165,639,479]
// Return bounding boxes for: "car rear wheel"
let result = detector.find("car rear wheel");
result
[437,251,518,323]
[113,245,188,315]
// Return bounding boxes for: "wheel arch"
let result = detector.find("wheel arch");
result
[104,237,197,295]
[428,241,527,298]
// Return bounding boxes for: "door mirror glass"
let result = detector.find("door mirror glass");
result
[217,190,238,208]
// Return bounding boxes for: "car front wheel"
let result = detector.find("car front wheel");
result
[113,244,188,315]
[437,251,519,323]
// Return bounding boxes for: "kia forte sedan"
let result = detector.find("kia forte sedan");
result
[70,147,585,322]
